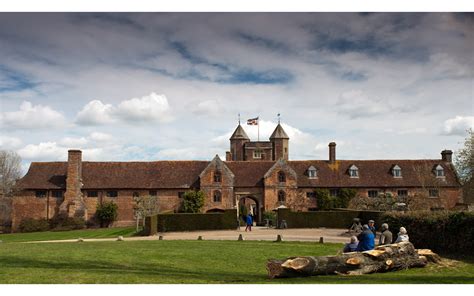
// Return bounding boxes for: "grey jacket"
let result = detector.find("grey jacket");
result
[379,230,393,245]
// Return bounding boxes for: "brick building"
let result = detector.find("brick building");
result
[12,123,462,231]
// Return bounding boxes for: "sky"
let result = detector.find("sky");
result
[0,12,473,174]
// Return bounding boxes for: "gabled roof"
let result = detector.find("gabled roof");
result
[230,124,249,140]
[269,124,289,139]
[16,159,461,191]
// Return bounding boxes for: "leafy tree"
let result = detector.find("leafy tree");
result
[182,190,205,213]
[96,201,118,227]
[0,150,22,196]
[454,129,474,203]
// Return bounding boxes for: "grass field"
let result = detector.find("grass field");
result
[0,227,137,243]
[1,231,474,284]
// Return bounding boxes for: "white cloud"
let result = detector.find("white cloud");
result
[76,92,172,125]
[18,142,66,161]
[192,99,224,117]
[443,116,474,136]
[75,100,115,125]
[116,92,171,122]
[59,136,88,148]
[89,132,114,143]
[0,136,22,150]
[336,90,390,119]
[0,101,66,129]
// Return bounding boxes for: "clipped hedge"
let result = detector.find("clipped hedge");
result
[144,209,237,234]
[276,208,382,229]
[382,211,474,255]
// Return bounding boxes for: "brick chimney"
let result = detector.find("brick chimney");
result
[226,151,232,161]
[60,150,87,218]
[329,142,336,163]
[441,149,453,162]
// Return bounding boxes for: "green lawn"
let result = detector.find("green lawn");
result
[0,227,137,243]
[0,238,473,284]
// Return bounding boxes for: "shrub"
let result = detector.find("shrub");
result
[96,201,118,227]
[263,211,276,226]
[18,218,50,233]
[336,188,356,208]
[50,214,86,231]
[182,190,205,213]
[382,211,474,255]
[314,189,334,210]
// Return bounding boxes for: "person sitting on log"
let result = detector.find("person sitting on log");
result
[343,236,359,252]
[394,227,409,243]
[356,224,375,251]
[379,223,393,245]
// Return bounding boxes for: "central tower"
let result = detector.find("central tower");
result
[270,123,289,160]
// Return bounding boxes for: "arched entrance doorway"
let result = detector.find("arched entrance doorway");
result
[238,196,261,224]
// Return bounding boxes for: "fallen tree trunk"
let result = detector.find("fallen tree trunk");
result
[267,242,434,278]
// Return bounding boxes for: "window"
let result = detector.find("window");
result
[278,171,286,182]
[429,189,439,198]
[51,190,63,198]
[253,150,262,159]
[132,192,140,198]
[149,190,157,197]
[213,190,222,202]
[278,190,286,202]
[330,189,339,197]
[178,192,185,199]
[35,190,47,198]
[306,192,316,198]
[106,191,118,198]
[368,190,378,198]
[349,165,359,178]
[392,165,402,177]
[435,165,445,177]
[214,171,222,183]
[307,166,317,178]
[87,191,98,198]
[397,189,408,197]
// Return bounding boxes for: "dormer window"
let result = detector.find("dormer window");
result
[214,171,222,183]
[392,165,402,178]
[435,165,445,178]
[307,166,317,179]
[349,165,359,178]
[278,171,286,182]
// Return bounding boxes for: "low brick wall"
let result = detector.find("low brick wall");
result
[276,208,383,229]
[144,209,237,234]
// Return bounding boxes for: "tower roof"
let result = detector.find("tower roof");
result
[270,124,289,139]
[230,124,250,140]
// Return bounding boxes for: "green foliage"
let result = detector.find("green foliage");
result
[314,189,333,210]
[336,188,357,208]
[49,214,85,231]
[96,201,118,227]
[382,211,474,255]
[18,218,50,233]
[149,210,237,232]
[182,190,205,213]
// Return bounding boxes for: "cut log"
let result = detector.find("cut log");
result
[267,242,432,278]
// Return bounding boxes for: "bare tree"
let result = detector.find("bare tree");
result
[454,128,474,204]
[0,150,22,196]
[133,195,159,231]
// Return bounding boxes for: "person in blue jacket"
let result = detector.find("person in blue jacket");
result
[356,224,375,251]
[245,214,253,232]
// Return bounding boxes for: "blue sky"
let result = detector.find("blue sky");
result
[0,13,472,173]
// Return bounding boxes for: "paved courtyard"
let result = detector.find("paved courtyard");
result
[31,227,354,243]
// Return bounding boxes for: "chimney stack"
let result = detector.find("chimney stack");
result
[226,151,231,161]
[329,142,336,163]
[61,150,86,218]
[441,149,453,163]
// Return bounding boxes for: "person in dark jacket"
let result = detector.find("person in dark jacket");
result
[368,220,376,236]
[356,224,375,251]
[245,214,253,232]
[379,223,393,245]
[343,236,359,252]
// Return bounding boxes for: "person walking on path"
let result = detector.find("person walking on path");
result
[395,227,409,243]
[245,214,253,232]
[356,224,375,251]
[379,223,393,245]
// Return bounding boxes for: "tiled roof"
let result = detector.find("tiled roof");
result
[16,159,460,190]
